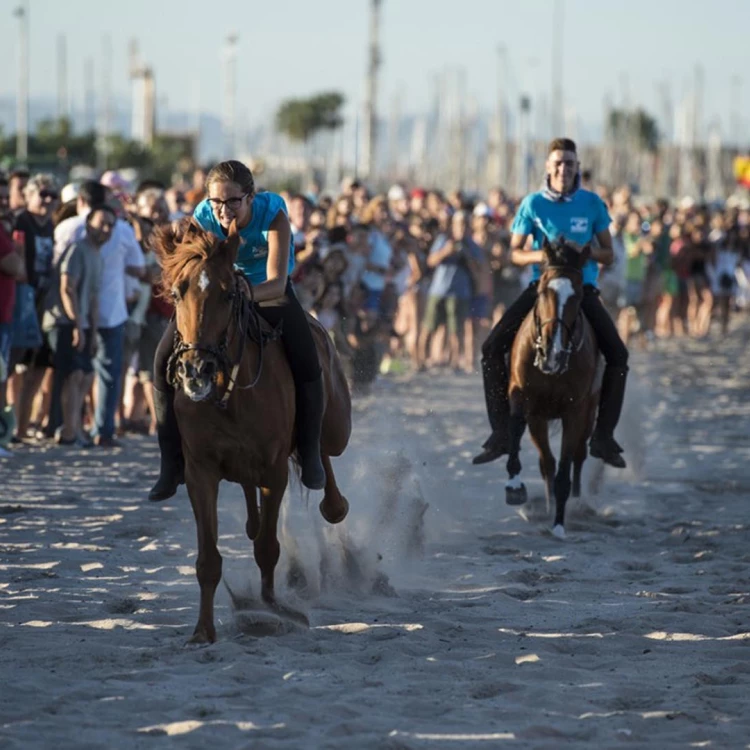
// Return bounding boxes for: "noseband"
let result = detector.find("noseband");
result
[167,274,266,408]
[533,266,583,374]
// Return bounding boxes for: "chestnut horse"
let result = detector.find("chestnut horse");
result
[153,220,352,643]
[505,239,600,538]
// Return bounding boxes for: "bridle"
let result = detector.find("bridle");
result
[167,273,267,408]
[533,265,584,374]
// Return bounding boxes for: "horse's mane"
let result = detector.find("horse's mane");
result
[153,219,225,291]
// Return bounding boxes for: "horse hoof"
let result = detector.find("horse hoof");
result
[505,485,528,506]
[319,495,349,524]
[187,628,216,645]
[552,524,566,539]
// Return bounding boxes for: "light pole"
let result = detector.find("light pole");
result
[14,2,29,163]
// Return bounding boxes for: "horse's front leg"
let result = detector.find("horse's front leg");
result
[527,416,556,514]
[185,465,222,644]
[553,414,586,539]
[505,388,527,506]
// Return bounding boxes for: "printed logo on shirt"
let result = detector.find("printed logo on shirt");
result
[250,245,268,259]
[570,217,589,234]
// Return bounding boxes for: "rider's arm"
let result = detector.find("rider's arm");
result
[253,210,291,303]
[592,229,615,267]
[510,233,544,267]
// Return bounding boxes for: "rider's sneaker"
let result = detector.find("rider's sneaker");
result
[472,431,510,465]
[589,434,627,468]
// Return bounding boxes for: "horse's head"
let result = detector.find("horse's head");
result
[534,237,589,375]
[153,219,242,402]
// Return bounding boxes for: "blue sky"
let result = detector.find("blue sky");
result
[3,0,749,141]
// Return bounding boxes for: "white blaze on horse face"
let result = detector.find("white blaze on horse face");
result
[198,269,210,292]
[547,277,575,358]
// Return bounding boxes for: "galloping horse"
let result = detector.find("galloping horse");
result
[505,238,600,538]
[153,219,352,643]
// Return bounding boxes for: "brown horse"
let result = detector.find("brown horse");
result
[505,239,600,538]
[153,219,352,643]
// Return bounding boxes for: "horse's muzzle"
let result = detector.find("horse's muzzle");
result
[176,357,217,402]
[534,342,570,376]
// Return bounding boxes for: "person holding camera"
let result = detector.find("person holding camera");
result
[417,209,482,371]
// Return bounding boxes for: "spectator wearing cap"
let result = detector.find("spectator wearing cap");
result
[387,185,409,223]
[43,205,114,445]
[409,188,427,218]
[10,174,60,441]
[54,180,107,263]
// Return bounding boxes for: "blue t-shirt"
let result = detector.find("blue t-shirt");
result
[193,192,295,286]
[511,189,611,287]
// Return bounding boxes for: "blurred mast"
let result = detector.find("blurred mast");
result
[57,34,69,121]
[223,34,238,158]
[14,1,29,162]
[550,0,563,136]
[362,0,382,182]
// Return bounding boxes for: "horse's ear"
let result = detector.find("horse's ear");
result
[182,218,202,242]
[542,235,555,263]
[151,222,180,260]
[221,235,242,265]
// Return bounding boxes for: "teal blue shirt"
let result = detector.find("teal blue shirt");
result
[193,192,294,286]
[511,188,611,287]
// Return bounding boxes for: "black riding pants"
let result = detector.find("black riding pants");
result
[153,279,321,392]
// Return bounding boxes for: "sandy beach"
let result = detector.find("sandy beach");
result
[2,318,750,749]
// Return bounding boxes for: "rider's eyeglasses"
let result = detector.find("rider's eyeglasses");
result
[208,194,248,211]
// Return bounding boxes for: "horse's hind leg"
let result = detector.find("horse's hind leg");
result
[319,454,349,524]
[255,468,309,626]
[527,417,556,514]
[185,470,222,644]
[254,476,286,607]
[574,396,597,497]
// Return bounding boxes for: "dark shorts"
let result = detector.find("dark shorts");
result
[13,339,55,370]
[361,285,383,313]
[47,326,93,377]
[470,294,492,321]
[423,295,469,337]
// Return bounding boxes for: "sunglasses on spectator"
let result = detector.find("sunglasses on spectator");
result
[39,190,59,200]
